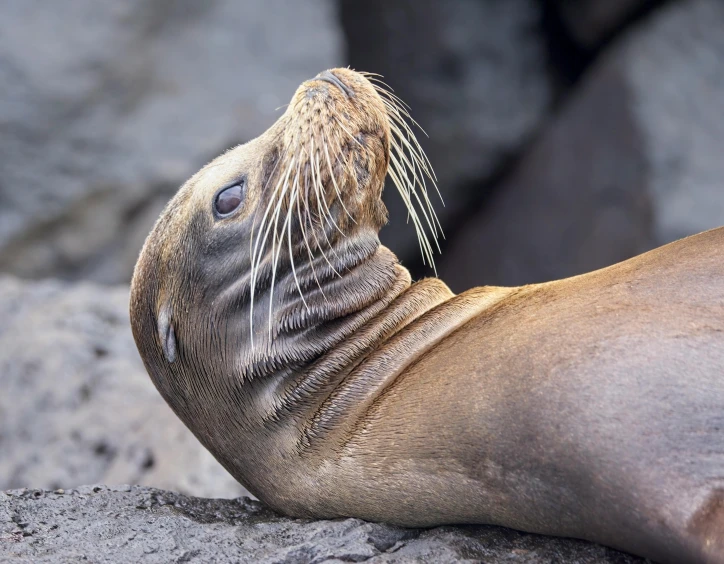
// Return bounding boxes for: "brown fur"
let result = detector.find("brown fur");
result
[130,69,724,564]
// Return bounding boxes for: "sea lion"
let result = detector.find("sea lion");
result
[130,68,724,564]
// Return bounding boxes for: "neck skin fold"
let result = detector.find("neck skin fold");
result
[244,245,456,446]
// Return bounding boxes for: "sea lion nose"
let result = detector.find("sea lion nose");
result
[314,70,354,99]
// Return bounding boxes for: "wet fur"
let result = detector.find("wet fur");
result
[131,69,724,564]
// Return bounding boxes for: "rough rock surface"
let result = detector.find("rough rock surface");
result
[440,0,724,290]
[0,486,644,563]
[0,276,246,499]
[341,0,551,264]
[0,0,341,283]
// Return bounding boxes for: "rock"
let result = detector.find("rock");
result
[555,0,652,47]
[0,0,341,283]
[440,0,724,290]
[0,276,246,499]
[340,0,551,265]
[0,486,644,563]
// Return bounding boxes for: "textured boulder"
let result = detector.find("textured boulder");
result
[0,276,246,499]
[440,0,724,290]
[0,0,341,283]
[0,486,643,563]
[341,0,551,263]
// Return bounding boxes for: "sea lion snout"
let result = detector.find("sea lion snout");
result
[313,69,354,99]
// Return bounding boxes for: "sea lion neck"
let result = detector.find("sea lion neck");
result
[235,240,411,382]
[260,272,457,430]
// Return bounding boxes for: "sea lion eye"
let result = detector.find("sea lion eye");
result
[214,183,245,217]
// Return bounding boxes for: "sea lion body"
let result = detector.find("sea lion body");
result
[323,228,724,563]
[130,68,724,563]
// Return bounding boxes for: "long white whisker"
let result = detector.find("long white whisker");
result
[323,137,355,224]
[266,156,297,339]
[304,158,341,279]
[249,152,287,347]
[310,137,345,260]
[387,126,443,237]
[314,143,345,237]
[384,101,438,184]
[389,148,440,253]
[295,171,327,303]
[332,117,364,149]
[286,163,309,312]
[388,163,434,268]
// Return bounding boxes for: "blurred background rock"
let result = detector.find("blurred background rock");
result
[1,0,722,498]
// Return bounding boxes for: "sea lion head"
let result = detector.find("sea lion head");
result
[130,68,438,454]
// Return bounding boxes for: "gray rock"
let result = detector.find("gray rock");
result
[341,0,551,264]
[0,276,246,499]
[440,0,724,290]
[555,0,651,47]
[0,0,341,283]
[0,486,644,563]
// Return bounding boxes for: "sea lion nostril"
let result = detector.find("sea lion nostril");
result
[315,70,354,99]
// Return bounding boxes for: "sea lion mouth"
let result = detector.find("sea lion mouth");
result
[247,69,442,341]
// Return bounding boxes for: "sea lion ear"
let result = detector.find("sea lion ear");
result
[157,301,177,363]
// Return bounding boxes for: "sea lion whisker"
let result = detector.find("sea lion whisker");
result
[374,93,442,265]
[301,162,316,243]
[249,153,291,346]
[251,156,296,343]
[388,149,441,255]
[323,136,356,225]
[302,160,342,281]
[366,78,414,113]
[311,137,346,239]
[309,218,342,279]
[386,116,444,236]
[381,97,437,178]
[285,162,310,312]
[285,187,309,313]
[384,129,440,263]
[386,139,413,214]
[267,156,298,339]
[386,161,435,268]
[382,106,442,230]
[378,94,418,129]
[332,117,364,149]
[309,136,344,276]
[356,70,383,78]
[249,141,288,276]
[291,155,315,265]
[386,102,427,141]
[249,145,286,266]
[392,175,436,267]
[295,172,328,304]
[376,88,430,142]
[249,167,286,270]
[389,130,443,238]
[386,124,437,223]
[377,90,411,116]
[384,103,438,185]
